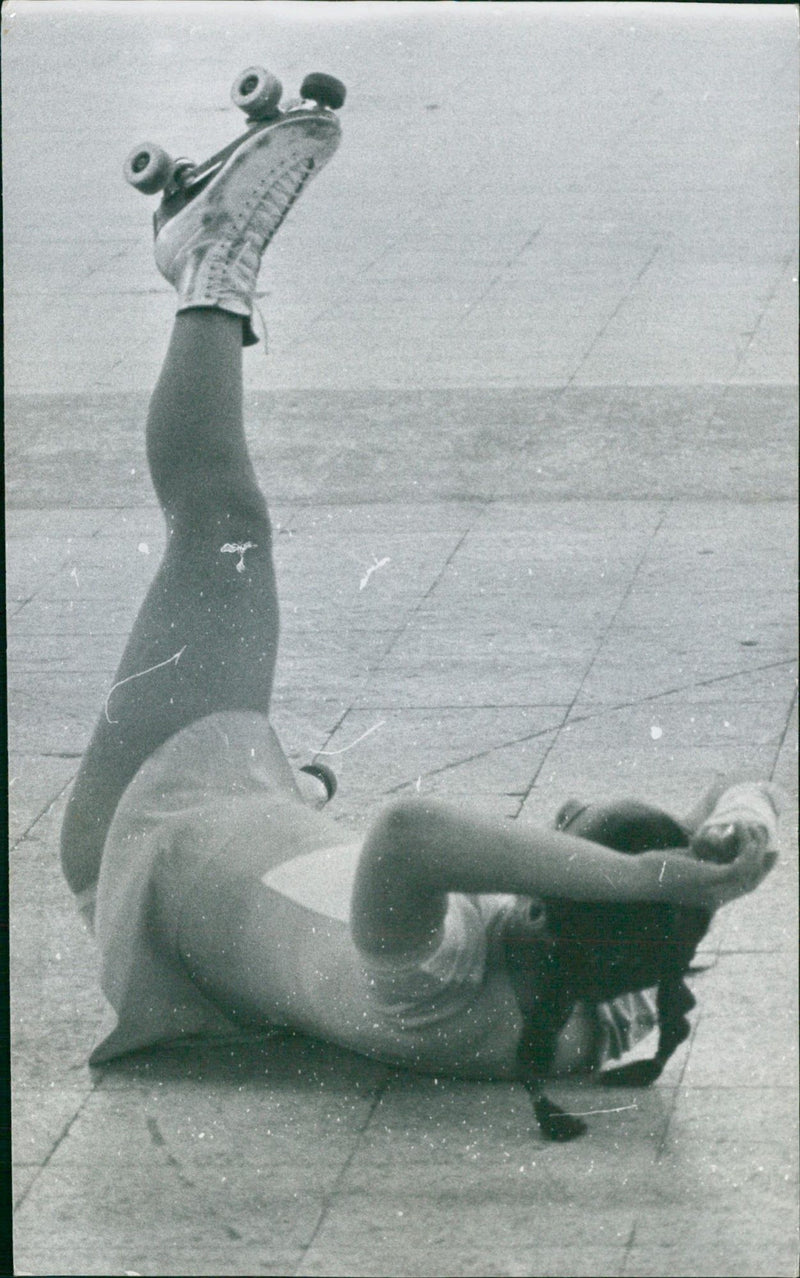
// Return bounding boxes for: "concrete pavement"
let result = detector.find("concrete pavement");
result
[5,3,798,1275]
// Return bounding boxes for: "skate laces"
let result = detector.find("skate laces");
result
[252,158,316,249]
[246,158,316,356]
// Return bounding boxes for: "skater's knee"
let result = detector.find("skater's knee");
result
[167,481,273,554]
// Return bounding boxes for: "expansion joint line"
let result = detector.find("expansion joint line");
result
[515,501,672,815]
[309,506,487,760]
[770,684,798,783]
[727,249,797,382]
[14,1089,95,1212]
[559,242,662,394]
[294,1077,391,1269]
[10,769,79,856]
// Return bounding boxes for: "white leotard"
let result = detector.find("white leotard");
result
[81,711,655,1077]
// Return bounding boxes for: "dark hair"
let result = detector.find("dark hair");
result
[503,799,711,1142]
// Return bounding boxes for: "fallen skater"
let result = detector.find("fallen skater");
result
[60,68,781,1142]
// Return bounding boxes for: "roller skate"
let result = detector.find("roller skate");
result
[298,761,338,809]
[124,68,345,344]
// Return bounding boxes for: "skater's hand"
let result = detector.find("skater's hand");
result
[691,814,765,864]
[692,819,778,909]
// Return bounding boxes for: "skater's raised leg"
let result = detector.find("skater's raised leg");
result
[60,312,280,896]
[61,97,343,897]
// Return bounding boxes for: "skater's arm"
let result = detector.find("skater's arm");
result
[351,797,776,956]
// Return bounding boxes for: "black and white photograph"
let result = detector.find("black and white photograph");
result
[4,2,798,1275]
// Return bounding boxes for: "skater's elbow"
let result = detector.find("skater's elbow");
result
[362,797,430,865]
[352,797,447,957]
[357,797,451,890]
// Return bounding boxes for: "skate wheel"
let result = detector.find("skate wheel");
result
[169,158,197,191]
[299,762,338,803]
[300,72,346,111]
[231,66,283,118]
[124,142,173,194]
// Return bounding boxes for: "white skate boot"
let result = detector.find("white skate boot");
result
[125,68,345,344]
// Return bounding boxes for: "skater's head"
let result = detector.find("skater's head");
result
[502,796,711,1012]
[501,798,696,972]
[553,796,690,854]
[502,796,712,1142]
[539,797,708,999]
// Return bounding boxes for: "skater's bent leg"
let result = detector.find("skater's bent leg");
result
[61,312,280,894]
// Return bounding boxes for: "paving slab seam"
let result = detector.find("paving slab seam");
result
[564,659,799,720]
[96,307,171,390]
[289,1078,393,1277]
[618,1219,640,1275]
[456,226,544,324]
[354,659,797,799]
[354,701,568,712]
[6,502,162,515]
[7,518,122,618]
[281,95,500,348]
[357,656,797,793]
[422,78,699,360]
[8,771,78,857]
[383,718,564,798]
[375,659,792,787]
[371,518,483,663]
[561,242,664,391]
[9,571,74,621]
[516,502,672,814]
[308,517,485,757]
[725,249,799,383]
[771,688,799,781]
[13,1088,94,1213]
